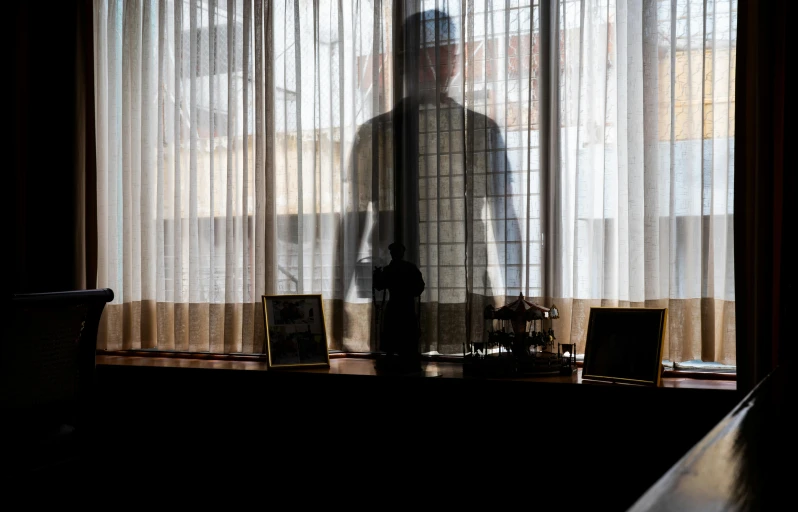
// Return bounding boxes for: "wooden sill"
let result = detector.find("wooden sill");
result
[96,349,735,381]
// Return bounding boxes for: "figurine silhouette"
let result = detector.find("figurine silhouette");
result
[373,242,425,371]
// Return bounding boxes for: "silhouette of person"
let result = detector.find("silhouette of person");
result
[339,8,521,348]
[374,242,425,366]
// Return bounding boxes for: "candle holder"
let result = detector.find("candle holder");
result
[558,343,577,375]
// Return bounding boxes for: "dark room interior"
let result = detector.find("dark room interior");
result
[7,0,794,509]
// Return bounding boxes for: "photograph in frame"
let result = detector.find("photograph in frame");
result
[262,294,330,368]
[582,307,668,387]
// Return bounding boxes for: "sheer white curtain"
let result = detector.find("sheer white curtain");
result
[273,0,543,353]
[553,0,737,364]
[94,0,271,352]
[94,0,737,363]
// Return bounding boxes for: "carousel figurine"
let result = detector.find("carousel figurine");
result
[466,293,564,376]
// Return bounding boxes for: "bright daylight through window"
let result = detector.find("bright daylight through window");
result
[93,0,737,371]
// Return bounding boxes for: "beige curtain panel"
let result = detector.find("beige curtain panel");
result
[94,0,272,352]
[94,0,736,365]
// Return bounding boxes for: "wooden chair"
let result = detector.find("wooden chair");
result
[2,288,113,480]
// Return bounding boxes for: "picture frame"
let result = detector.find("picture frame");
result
[582,307,668,387]
[262,294,330,368]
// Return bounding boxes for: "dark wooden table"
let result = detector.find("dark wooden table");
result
[628,365,793,512]
[91,353,741,510]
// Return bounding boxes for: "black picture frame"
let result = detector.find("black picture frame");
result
[582,307,668,387]
[262,294,330,368]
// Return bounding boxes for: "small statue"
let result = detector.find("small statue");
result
[373,242,425,372]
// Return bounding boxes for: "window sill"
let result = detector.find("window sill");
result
[97,349,735,381]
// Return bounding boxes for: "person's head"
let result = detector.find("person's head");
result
[388,242,406,261]
[399,9,459,100]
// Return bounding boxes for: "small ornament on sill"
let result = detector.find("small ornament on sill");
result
[467,293,562,376]
[559,342,577,375]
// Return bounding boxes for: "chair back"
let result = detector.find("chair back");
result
[2,289,113,439]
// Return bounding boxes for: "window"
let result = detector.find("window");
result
[95,0,737,366]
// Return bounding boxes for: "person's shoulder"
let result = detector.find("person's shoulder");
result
[361,99,410,131]
[391,259,416,271]
[403,260,423,275]
[448,101,500,132]
[354,109,395,141]
[465,108,500,132]
[363,109,395,127]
